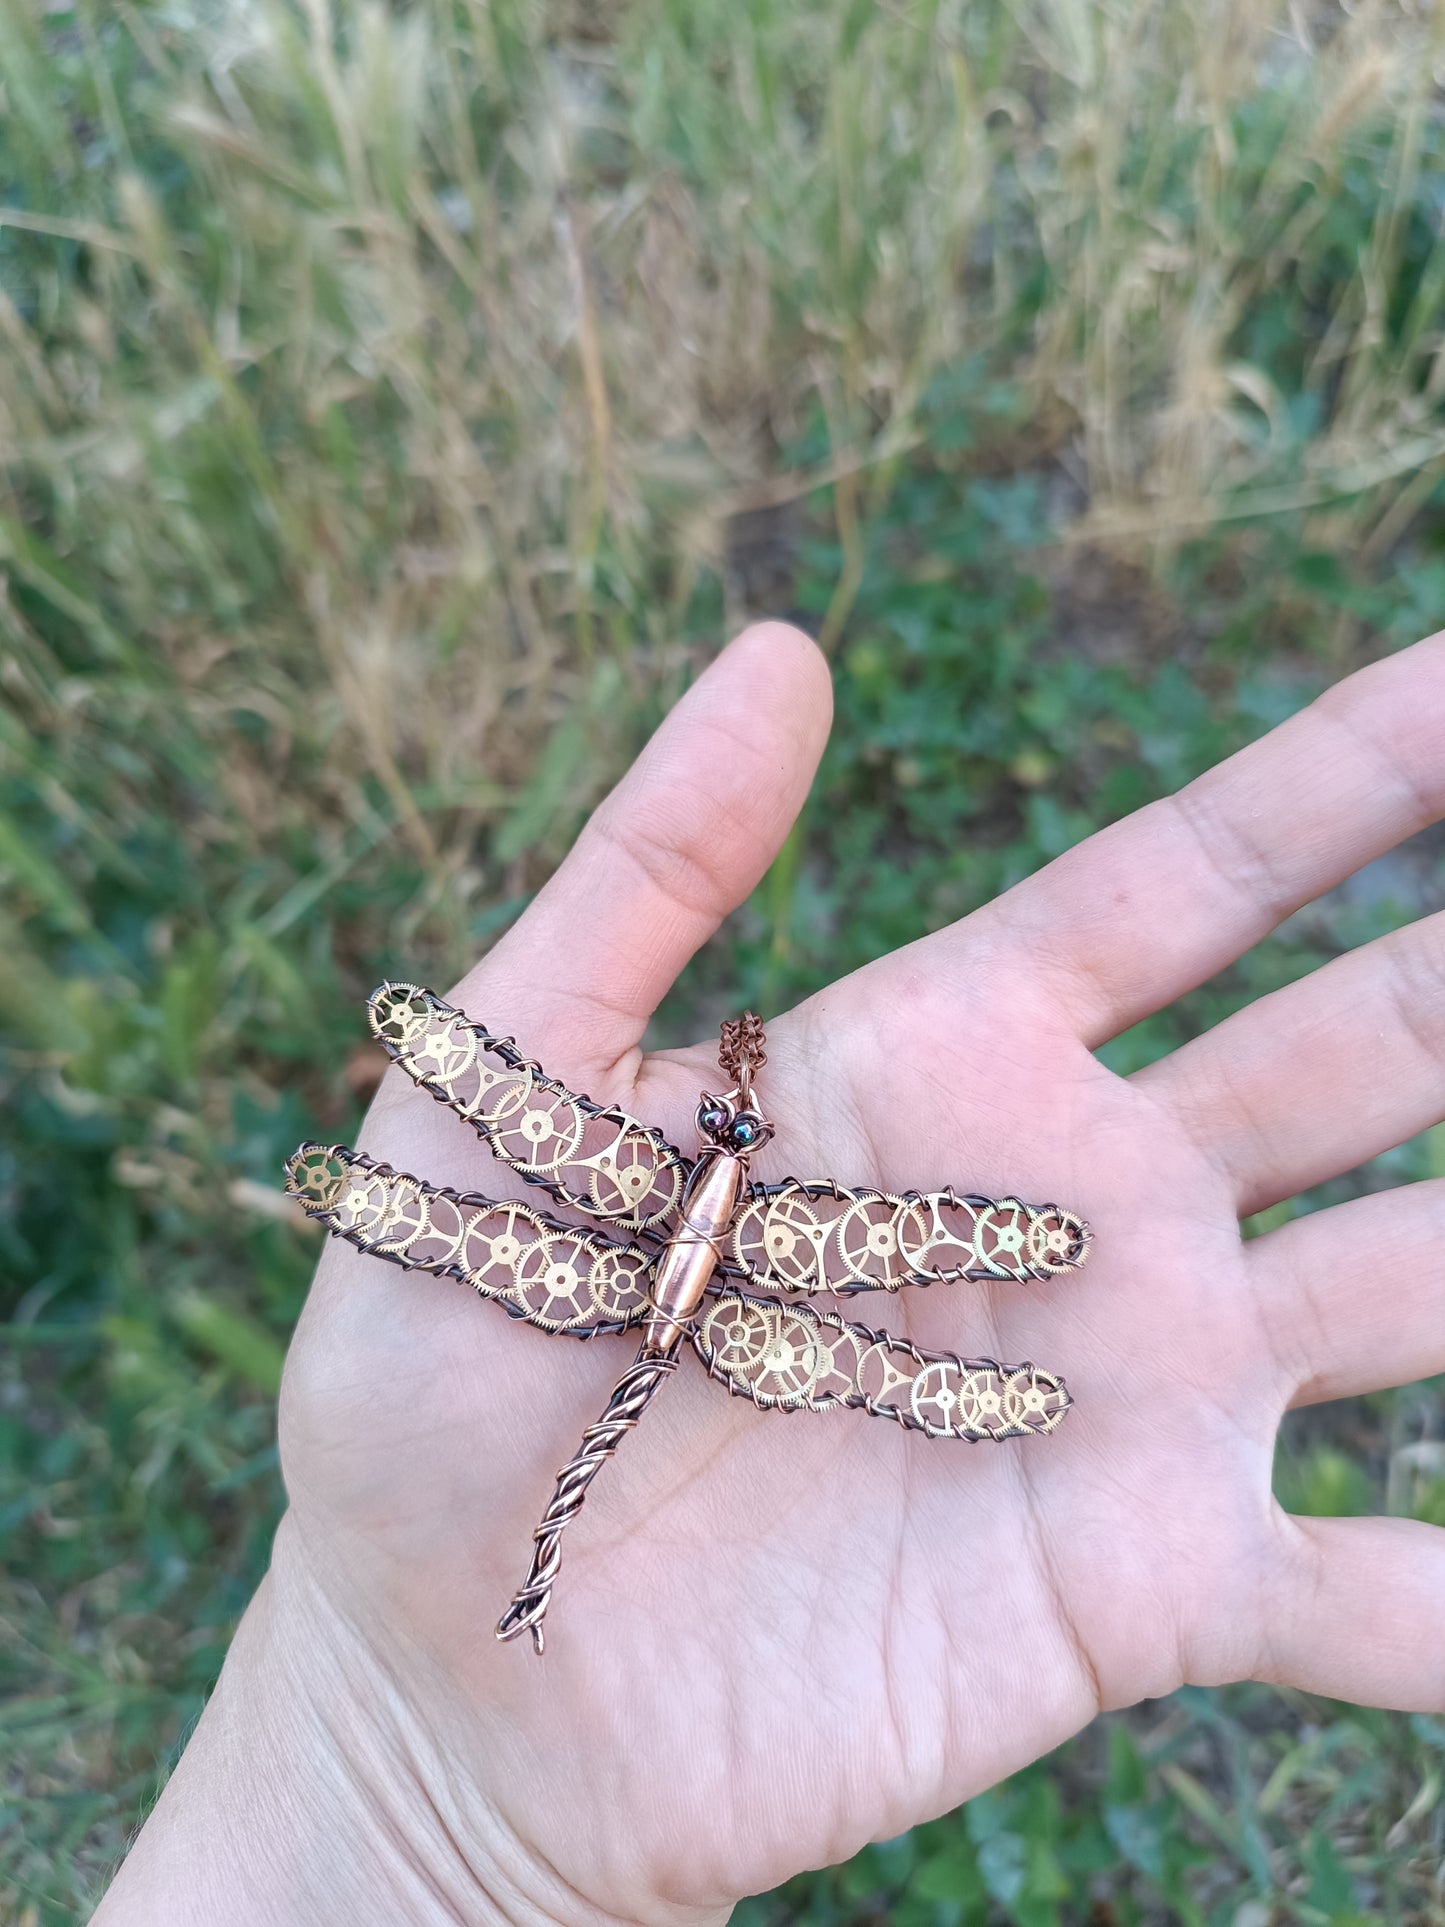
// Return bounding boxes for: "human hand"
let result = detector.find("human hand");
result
[96,623,1445,1926]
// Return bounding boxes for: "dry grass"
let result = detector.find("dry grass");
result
[5,5,1443,954]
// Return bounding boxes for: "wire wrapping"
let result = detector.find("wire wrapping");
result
[496,1346,680,1654]
[718,1011,767,1105]
[287,986,1088,1653]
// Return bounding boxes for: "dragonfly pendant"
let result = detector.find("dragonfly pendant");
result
[284,983,1091,1654]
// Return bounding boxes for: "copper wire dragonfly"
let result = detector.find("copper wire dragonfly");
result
[284,983,1091,1653]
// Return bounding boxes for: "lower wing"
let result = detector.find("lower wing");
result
[692,1286,1070,1440]
[284,1142,656,1337]
[725,1178,1090,1296]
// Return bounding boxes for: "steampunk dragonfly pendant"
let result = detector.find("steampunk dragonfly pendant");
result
[285,984,1091,1653]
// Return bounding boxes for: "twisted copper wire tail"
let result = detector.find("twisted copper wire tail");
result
[497,1347,680,1655]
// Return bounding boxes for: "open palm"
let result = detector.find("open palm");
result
[145,625,1445,1927]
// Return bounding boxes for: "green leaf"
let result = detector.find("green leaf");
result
[168,1289,285,1397]
[1303,1829,1356,1914]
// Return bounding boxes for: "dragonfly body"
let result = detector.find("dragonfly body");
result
[644,1147,747,1355]
[284,982,1091,1654]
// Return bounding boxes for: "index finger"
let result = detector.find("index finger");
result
[967,630,1445,1046]
[449,621,831,1077]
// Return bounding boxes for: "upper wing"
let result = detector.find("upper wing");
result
[691,1286,1070,1440]
[365,983,689,1234]
[724,1178,1090,1296]
[284,1142,656,1338]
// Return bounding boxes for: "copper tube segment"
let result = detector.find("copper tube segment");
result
[642,1149,744,1354]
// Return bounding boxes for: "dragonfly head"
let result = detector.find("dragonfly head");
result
[695,1090,775,1159]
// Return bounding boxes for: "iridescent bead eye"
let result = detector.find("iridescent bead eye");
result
[697,1099,730,1137]
[730,1115,760,1149]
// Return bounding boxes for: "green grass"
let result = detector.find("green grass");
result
[3,3,1445,1921]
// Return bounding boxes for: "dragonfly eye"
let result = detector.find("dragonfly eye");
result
[727,1111,769,1152]
[696,1096,732,1140]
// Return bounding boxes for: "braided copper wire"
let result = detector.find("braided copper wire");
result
[718,1012,766,1108]
[496,1346,680,1655]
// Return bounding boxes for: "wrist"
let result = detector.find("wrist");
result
[90,1515,666,1927]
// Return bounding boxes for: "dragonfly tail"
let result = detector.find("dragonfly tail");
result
[497,1345,678,1655]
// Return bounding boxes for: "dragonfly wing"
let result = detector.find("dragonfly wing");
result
[365,983,689,1234]
[724,1178,1090,1296]
[691,1287,1070,1440]
[285,1142,657,1338]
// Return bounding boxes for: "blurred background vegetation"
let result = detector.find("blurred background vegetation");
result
[2,0,1444,1920]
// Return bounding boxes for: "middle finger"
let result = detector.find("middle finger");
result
[1244,1180,1445,1408]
